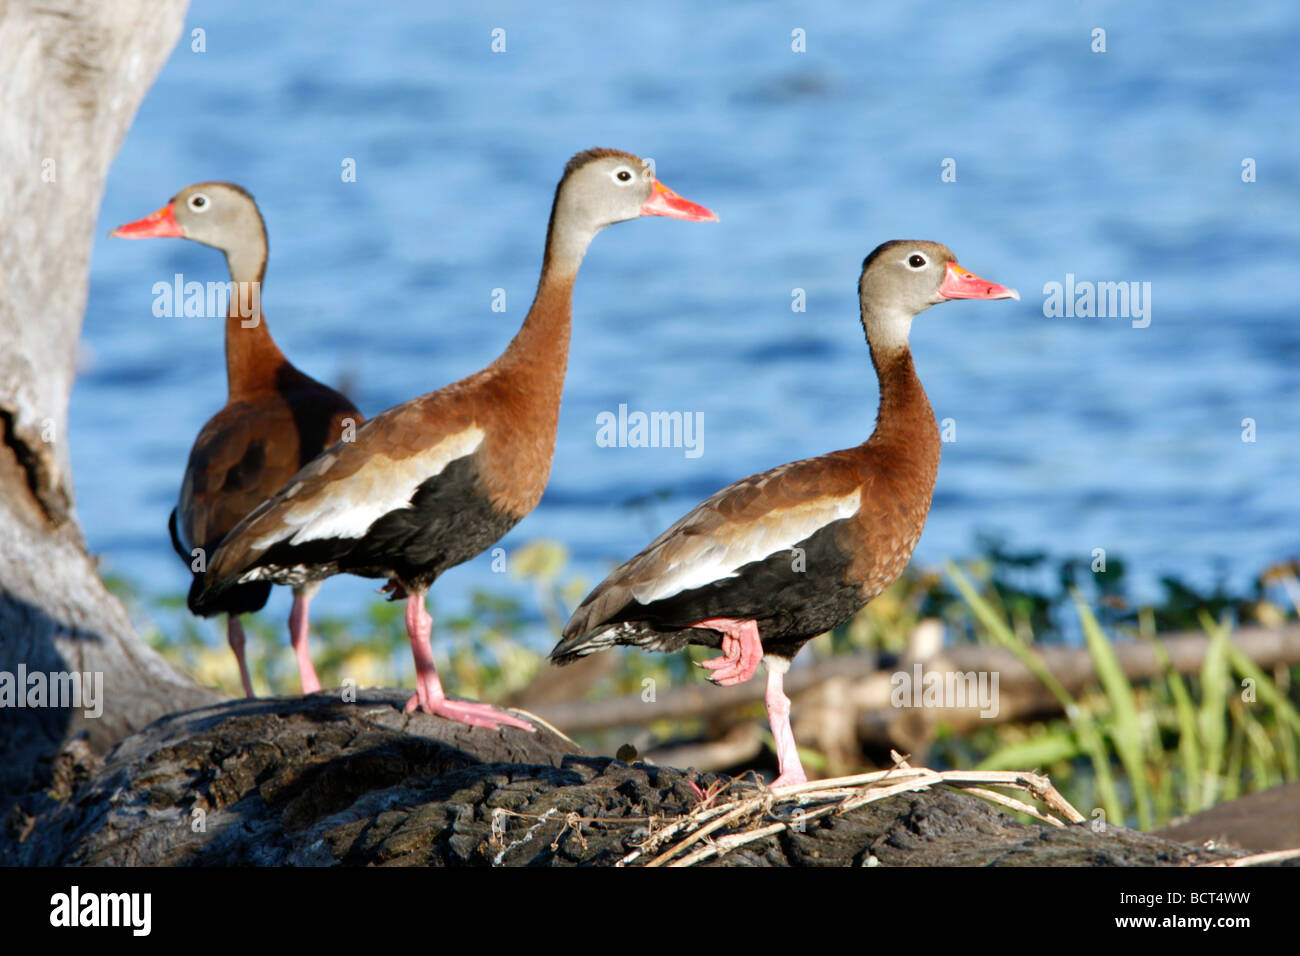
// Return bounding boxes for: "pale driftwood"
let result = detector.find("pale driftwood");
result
[524,623,1300,743]
[1201,848,1300,867]
[642,722,765,772]
[0,0,220,814]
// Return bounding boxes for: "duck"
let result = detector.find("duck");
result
[196,149,717,730]
[111,183,364,698]
[550,240,1018,784]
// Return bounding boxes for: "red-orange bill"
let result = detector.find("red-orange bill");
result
[639,180,719,222]
[938,261,1019,300]
[110,202,183,239]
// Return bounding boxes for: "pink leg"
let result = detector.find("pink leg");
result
[227,615,255,699]
[765,660,807,787]
[288,583,322,694]
[402,592,534,731]
[694,618,763,686]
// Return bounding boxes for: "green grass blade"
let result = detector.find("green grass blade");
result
[1240,708,1277,792]
[1073,591,1153,829]
[1141,632,1203,813]
[1223,704,1245,802]
[1222,643,1300,737]
[976,730,1080,770]
[946,562,1124,823]
[947,562,1072,707]
[1195,611,1231,808]
[1279,706,1298,782]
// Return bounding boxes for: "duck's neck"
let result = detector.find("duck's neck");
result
[869,345,934,442]
[496,270,575,381]
[491,210,594,405]
[862,309,940,477]
[222,240,288,400]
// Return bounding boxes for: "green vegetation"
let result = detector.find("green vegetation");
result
[933,549,1299,830]
[104,539,1300,832]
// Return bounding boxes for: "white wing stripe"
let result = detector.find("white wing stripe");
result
[250,426,486,549]
[630,490,860,605]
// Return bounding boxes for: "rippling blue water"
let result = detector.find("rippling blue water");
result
[77,1,1300,641]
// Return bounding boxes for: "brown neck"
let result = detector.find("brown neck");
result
[472,263,577,519]
[865,344,940,476]
[489,183,594,394]
[492,268,575,414]
[221,246,289,399]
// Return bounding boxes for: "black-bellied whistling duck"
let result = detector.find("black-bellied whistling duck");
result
[197,149,717,730]
[111,183,364,698]
[551,240,1018,785]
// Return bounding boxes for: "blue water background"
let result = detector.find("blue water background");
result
[76,1,1300,648]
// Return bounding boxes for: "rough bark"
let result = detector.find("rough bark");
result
[3,692,1246,866]
[0,0,220,814]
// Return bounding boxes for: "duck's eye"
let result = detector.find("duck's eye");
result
[613,168,633,183]
[908,254,926,269]
[188,193,210,212]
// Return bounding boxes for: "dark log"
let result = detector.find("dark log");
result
[0,0,221,817]
[1154,782,1300,853]
[3,691,1246,866]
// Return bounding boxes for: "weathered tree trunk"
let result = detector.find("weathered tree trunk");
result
[0,0,220,814]
[2,692,1243,866]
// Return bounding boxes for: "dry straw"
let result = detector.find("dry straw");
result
[486,752,1089,867]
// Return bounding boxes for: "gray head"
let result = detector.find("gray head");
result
[543,148,717,274]
[858,239,1018,351]
[111,182,268,281]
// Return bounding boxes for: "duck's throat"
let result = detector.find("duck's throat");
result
[497,271,575,407]
[867,345,940,483]
[221,247,286,398]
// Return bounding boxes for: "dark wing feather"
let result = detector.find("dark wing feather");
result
[201,386,491,597]
[558,451,865,649]
[174,373,362,616]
